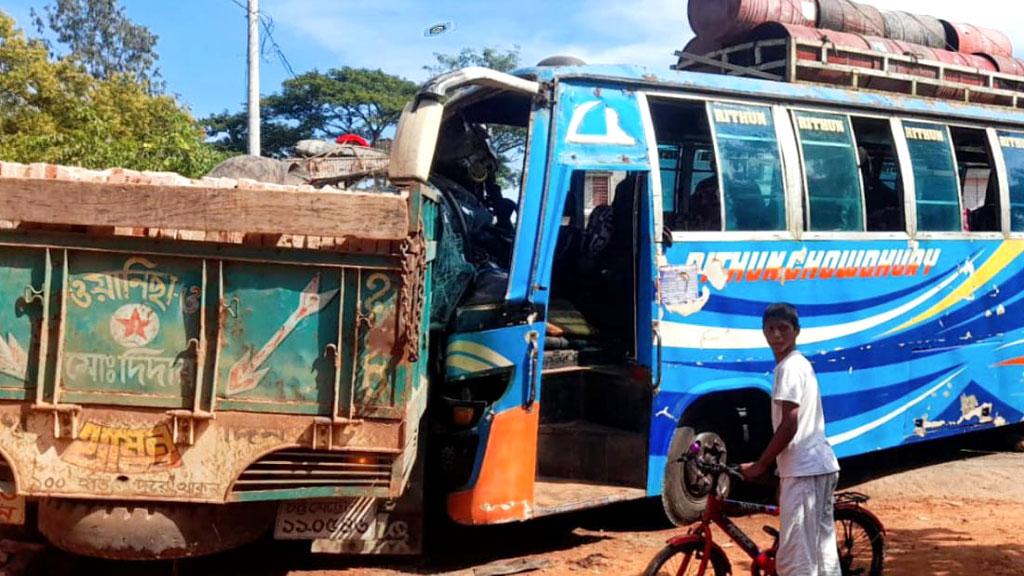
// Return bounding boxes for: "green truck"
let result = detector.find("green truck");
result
[0,158,436,558]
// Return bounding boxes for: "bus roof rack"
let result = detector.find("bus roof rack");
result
[674,32,1024,111]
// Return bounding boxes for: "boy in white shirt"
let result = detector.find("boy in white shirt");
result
[740,303,841,576]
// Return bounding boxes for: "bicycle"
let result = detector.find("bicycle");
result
[645,440,886,576]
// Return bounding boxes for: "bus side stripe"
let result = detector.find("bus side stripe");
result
[828,367,965,446]
[447,341,513,367]
[891,241,1024,333]
[662,268,961,349]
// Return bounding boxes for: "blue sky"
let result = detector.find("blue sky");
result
[2,1,1021,120]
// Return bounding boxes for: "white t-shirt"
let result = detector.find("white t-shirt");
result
[771,350,840,478]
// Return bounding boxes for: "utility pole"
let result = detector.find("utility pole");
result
[247,0,261,156]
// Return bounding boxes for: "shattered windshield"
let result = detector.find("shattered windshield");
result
[428,88,532,324]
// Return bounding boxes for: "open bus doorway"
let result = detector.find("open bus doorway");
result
[533,169,653,513]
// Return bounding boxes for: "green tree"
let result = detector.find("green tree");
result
[0,12,224,178]
[424,46,521,76]
[32,0,160,89]
[203,67,417,157]
[426,47,525,186]
[202,109,304,159]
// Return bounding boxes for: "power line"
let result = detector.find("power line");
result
[225,0,296,78]
[259,14,297,78]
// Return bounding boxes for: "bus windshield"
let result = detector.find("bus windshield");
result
[428,88,533,321]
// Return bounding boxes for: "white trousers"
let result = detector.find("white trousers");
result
[777,472,841,576]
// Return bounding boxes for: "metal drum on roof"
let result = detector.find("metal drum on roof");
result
[976,53,1024,76]
[942,21,1013,58]
[881,10,946,49]
[815,0,885,37]
[973,53,1024,94]
[681,36,724,58]
[749,23,879,85]
[688,0,816,42]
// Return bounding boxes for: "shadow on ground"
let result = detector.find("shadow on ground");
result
[884,526,1024,576]
[25,426,1024,575]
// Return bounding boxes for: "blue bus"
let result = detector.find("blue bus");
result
[389,59,1024,530]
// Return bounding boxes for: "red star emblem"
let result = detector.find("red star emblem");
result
[116,308,152,339]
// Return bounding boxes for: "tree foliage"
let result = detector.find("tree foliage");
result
[0,12,224,178]
[424,46,521,76]
[203,67,417,157]
[426,47,525,186]
[32,0,160,88]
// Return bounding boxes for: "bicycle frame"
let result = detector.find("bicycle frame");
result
[668,487,781,575]
[667,488,885,576]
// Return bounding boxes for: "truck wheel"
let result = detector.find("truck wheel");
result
[662,425,729,525]
[38,499,275,560]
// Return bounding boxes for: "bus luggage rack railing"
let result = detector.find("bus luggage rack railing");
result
[675,37,1024,110]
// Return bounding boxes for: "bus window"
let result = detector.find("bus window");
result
[903,121,962,232]
[709,102,786,231]
[851,117,905,232]
[649,99,721,231]
[793,111,864,231]
[998,131,1024,232]
[950,127,999,232]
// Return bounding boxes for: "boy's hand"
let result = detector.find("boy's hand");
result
[740,461,767,481]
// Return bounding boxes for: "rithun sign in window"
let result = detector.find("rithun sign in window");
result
[709,102,786,231]
[903,121,961,232]
[794,111,864,232]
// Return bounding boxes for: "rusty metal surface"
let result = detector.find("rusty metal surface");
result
[816,0,885,37]
[943,21,1013,58]
[298,149,390,187]
[397,230,427,363]
[688,0,816,42]
[881,10,945,49]
[0,405,406,503]
[687,23,1024,109]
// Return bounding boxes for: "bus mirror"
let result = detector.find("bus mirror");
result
[389,97,444,187]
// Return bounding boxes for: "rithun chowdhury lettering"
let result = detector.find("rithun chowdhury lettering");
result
[685,248,942,282]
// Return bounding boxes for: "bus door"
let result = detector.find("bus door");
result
[441,79,658,524]
[523,83,657,516]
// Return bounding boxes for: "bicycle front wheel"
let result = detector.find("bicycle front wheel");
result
[644,540,732,576]
[835,506,886,576]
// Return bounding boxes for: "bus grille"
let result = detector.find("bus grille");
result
[232,450,395,493]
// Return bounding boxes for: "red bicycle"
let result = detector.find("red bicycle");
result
[645,441,885,576]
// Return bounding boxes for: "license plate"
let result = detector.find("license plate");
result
[0,481,25,525]
[274,498,378,540]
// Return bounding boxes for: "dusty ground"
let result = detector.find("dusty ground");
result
[24,428,1024,576]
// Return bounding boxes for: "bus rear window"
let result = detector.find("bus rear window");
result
[710,102,786,231]
[903,121,961,232]
[794,111,864,231]
[998,131,1024,232]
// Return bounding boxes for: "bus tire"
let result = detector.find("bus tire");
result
[662,425,729,525]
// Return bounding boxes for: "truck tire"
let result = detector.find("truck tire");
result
[38,499,275,560]
[662,425,730,525]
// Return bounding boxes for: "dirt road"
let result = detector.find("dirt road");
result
[30,429,1024,576]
